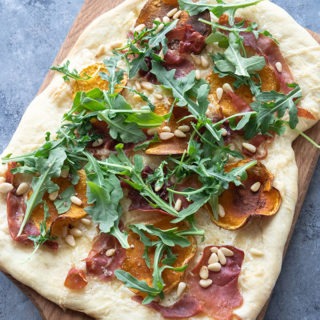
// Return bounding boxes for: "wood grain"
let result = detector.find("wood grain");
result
[4,1,320,319]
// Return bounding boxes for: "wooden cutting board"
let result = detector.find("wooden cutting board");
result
[4,0,320,319]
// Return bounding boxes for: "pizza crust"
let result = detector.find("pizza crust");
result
[0,1,319,319]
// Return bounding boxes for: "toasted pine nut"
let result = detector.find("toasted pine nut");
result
[200,55,209,68]
[92,138,104,147]
[177,125,190,132]
[135,24,146,32]
[222,83,233,93]
[70,196,82,206]
[110,41,123,49]
[195,69,201,80]
[155,23,164,33]
[162,126,171,132]
[0,182,14,194]
[70,228,83,238]
[221,128,228,137]
[147,128,159,136]
[199,266,209,279]
[208,262,222,272]
[174,198,182,211]
[154,93,163,100]
[65,235,76,247]
[106,248,116,257]
[167,8,178,18]
[176,281,187,297]
[135,81,142,91]
[216,87,223,101]
[62,225,68,238]
[16,182,30,196]
[80,218,92,226]
[218,204,225,218]
[208,252,219,264]
[159,132,174,140]
[242,142,257,153]
[210,247,219,253]
[141,81,153,91]
[49,191,59,201]
[250,248,264,256]
[221,247,234,257]
[217,249,227,265]
[275,61,282,73]
[0,177,5,183]
[250,181,261,193]
[163,16,170,23]
[174,129,187,138]
[199,279,212,288]
[173,10,182,19]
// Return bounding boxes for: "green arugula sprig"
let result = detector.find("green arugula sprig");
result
[119,19,178,78]
[178,0,263,24]
[50,60,91,82]
[115,219,204,304]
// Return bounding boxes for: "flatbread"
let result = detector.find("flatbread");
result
[0,1,319,319]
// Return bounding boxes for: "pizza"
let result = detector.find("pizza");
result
[0,0,319,319]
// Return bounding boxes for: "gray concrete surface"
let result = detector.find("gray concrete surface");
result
[0,0,319,319]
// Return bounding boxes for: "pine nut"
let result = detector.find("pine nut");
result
[154,93,163,100]
[135,23,146,32]
[221,247,234,257]
[16,182,30,196]
[0,182,14,194]
[176,281,187,297]
[0,177,6,183]
[251,181,261,193]
[195,69,201,80]
[135,81,142,91]
[62,225,68,238]
[173,10,182,19]
[110,41,123,49]
[70,228,83,238]
[174,129,187,138]
[200,55,209,68]
[162,126,171,132]
[192,55,201,65]
[174,198,182,211]
[210,247,219,253]
[154,17,161,22]
[65,235,76,247]
[275,61,282,73]
[70,196,82,206]
[106,248,116,257]
[155,23,165,33]
[221,128,228,137]
[208,252,219,264]
[208,262,222,272]
[147,128,159,136]
[163,16,170,23]
[49,191,59,201]
[250,248,264,256]
[80,218,92,226]
[61,168,69,178]
[222,83,233,93]
[167,8,178,18]
[217,249,227,265]
[199,279,212,288]
[242,142,257,153]
[177,125,190,133]
[154,184,162,192]
[141,81,153,91]
[159,132,174,140]
[199,266,209,279]
[218,204,225,218]
[92,138,104,147]
[216,87,223,101]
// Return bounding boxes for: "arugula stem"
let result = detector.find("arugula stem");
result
[292,127,320,149]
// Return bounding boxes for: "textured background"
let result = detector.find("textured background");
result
[0,0,319,319]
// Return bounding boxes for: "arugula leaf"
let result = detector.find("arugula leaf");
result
[214,33,265,77]
[28,202,56,252]
[84,152,129,248]
[51,60,90,82]
[179,0,263,23]
[53,186,75,214]
[18,147,67,236]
